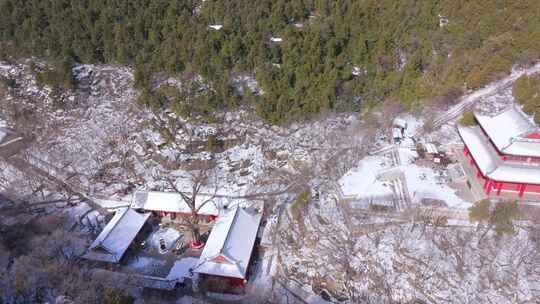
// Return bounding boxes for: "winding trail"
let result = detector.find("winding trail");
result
[425,63,540,132]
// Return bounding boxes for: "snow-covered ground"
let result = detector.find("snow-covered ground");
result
[339,156,393,198]
[275,188,540,303]
[125,256,169,276]
[166,257,198,281]
[340,155,470,209]
[147,227,183,253]
[340,114,471,210]
[231,74,263,95]
[404,163,469,208]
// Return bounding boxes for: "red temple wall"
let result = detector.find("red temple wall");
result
[525,184,540,193]
[463,144,540,195]
[498,183,540,194]
[500,182,522,191]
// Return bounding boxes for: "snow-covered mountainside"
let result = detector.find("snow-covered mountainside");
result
[1,60,540,304]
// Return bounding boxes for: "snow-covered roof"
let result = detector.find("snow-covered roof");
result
[85,208,151,263]
[458,125,540,185]
[194,206,262,279]
[502,139,540,158]
[474,106,540,158]
[131,191,220,216]
[489,164,540,185]
[458,126,499,173]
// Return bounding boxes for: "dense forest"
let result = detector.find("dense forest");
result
[1,0,540,123]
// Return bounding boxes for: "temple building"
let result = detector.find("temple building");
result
[131,191,221,222]
[84,207,151,263]
[458,106,540,198]
[194,205,262,293]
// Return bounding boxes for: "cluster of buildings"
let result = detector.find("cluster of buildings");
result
[84,191,262,293]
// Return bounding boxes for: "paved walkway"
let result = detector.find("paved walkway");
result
[425,63,540,133]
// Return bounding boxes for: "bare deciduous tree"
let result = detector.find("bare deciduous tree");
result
[166,168,220,244]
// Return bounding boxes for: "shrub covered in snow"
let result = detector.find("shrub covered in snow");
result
[459,110,477,126]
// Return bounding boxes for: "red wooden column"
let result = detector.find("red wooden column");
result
[496,182,503,196]
[463,146,469,156]
[483,179,489,189]
[519,184,527,198]
[486,180,493,195]
[476,170,482,178]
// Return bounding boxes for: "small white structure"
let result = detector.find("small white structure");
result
[208,24,223,31]
[438,14,449,27]
[194,206,262,283]
[84,208,151,263]
[352,66,362,76]
[393,118,407,130]
[270,37,283,43]
[392,118,408,144]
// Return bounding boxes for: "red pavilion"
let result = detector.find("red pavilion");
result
[458,106,540,198]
